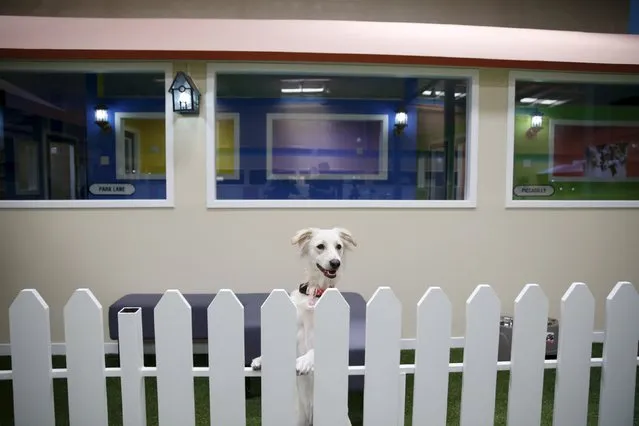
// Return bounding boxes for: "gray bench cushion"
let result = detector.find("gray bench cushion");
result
[108,291,367,366]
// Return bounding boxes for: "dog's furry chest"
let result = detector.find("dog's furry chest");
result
[292,290,316,356]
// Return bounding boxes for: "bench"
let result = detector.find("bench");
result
[108,292,366,391]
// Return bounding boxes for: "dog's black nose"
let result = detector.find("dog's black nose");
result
[329,259,341,270]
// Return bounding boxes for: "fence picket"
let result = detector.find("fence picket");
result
[154,290,195,426]
[598,282,639,426]
[506,284,548,426]
[552,282,595,426]
[208,289,246,426]
[363,287,402,426]
[64,289,109,426]
[412,287,451,426]
[9,290,55,426]
[261,289,297,426]
[460,285,501,426]
[118,307,147,426]
[313,289,350,426]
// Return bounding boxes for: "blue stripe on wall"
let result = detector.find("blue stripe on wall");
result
[630,0,639,34]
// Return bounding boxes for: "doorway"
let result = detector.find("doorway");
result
[47,137,76,199]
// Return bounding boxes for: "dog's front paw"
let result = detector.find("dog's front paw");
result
[251,356,262,371]
[295,351,314,375]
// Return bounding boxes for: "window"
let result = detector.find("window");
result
[206,63,478,208]
[0,62,174,208]
[114,112,166,180]
[507,71,639,208]
[216,112,240,180]
[124,129,139,177]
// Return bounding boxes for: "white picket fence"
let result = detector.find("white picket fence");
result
[1,282,638,426]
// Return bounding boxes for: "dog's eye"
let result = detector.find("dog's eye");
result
[336,244,342,250]
[316,244,325,250]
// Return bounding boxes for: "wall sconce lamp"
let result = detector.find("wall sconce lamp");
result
[526,109,544,139]
[394,107,408,136]
[169,71,201,115]
[94,104,111,132]
[531,110,543,129]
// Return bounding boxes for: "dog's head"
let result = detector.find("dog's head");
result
[291,227,357,287]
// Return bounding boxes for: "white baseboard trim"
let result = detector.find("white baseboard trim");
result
[0,332,606,357]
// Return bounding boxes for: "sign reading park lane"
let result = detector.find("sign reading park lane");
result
[89,183,136,196]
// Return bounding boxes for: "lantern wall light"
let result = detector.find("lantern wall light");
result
[169,71,201,115]
[531,110,543,129]
[394,107,408,136]
[525,109,544,139]
[94,104,111,131]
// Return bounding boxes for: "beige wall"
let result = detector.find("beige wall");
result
[0,0,630,34]
[0,64,637,343]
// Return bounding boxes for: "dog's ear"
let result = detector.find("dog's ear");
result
[334,227,357,249]
[291,228,316,252]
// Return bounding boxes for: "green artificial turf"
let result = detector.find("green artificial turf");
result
[0,344,637,425]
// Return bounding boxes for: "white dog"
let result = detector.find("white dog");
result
[251,227,357,426]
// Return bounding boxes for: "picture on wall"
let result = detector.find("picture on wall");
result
[548,121,639,181]
[266,113,388,181]
[510,78,639,203]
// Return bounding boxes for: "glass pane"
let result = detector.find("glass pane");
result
[511,80,639,201]
[13,139,40,195]
[214,72,471,201]
[0,69,167,201]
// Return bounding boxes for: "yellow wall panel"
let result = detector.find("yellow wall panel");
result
[216,118,237,175]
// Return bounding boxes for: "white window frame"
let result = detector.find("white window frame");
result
[123,127,141,178]
[215,112,241,181]
[0,60,174,209]
[114,112,166,180]
[206,62,479,209]
[506,70,639,209]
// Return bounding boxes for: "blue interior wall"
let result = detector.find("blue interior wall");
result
[85,75,166,200]
[631,0,639,34]
[215,97,420,200]
[84,84,451,200]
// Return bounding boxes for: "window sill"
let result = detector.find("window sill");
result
[506,200,639,209]
[0,200,175,209]
[206,199,477,209]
